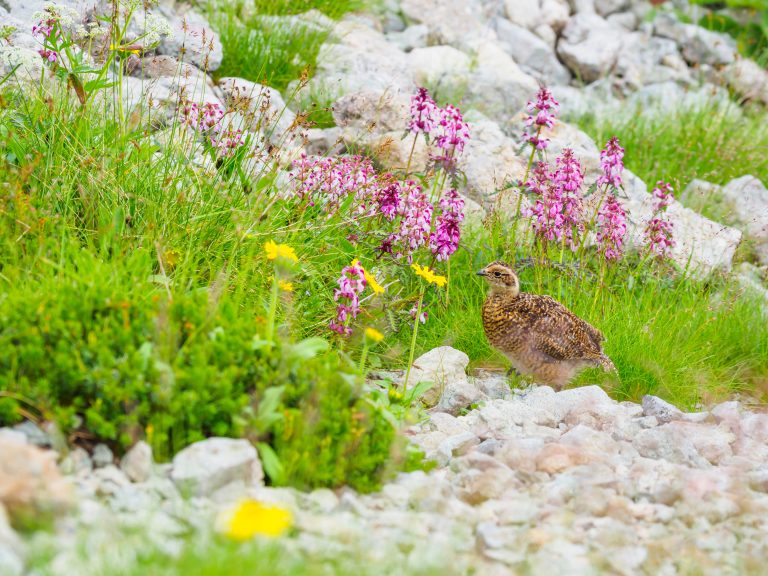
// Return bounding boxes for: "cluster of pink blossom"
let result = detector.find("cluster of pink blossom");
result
[376,182,403,221]
[32,14,58,62]
[429,189,465,261]
[409,305,428,324]
[408,88,439,136]
[179,100,244,158]
[596,137,625,190]
[645,181,675,258]
[596,193,628,261]
[289,155,382,216]
[407,88,470,169]
[329,261,367,336]
[380,182,434,262]
[527,149,585,250]
[523,87,559,150]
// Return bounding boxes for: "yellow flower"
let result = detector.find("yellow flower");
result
[164,248,180,269]
[219,499,293,540]
[278,280,294,292]
[411,263,447,287]
[351,259,385,294]
[365,327,384,342]
[264,240,298,263]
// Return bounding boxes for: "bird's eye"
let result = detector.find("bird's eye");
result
[493,271,501,277]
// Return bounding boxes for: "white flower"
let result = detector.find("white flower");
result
[143,12,173,47]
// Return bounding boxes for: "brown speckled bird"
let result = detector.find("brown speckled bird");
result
[478,261,616,390]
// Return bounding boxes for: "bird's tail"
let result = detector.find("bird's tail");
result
[596,354,617,374]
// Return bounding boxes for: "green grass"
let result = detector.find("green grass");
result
[571,103,768,223]
[404,228,768,409]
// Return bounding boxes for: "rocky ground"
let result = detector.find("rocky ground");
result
[4,348,768,575]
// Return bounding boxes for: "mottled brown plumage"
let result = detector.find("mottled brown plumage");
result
[478,261,615,390]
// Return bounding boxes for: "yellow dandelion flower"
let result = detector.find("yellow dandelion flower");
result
[365,327,385,342]
[278,280,294,292]
[411,263,447,287]
[264,240,298,263]
[352,259,385,294]
[219,499,293,540]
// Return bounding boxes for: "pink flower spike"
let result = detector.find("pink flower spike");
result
[596,137,625,190]
[408,87,439,136]
[523,86,559,150]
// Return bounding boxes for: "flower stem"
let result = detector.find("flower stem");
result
[402,288,425,394]
[508,128,540,262]
[265,271,279,343]
[404,134,418,179]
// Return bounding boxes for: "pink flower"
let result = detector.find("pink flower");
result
[553,148,585,250]
[645,180,675,258]
[651,180,674,211]
[376,182,403,221]
[429,189,464,261]
[596,193,627,261]
[329,261,367,336]
[408,88,439,136]
[38,49,58,63]
[431,104,470,169]
[523,87,559,150]
[596,137,624,190]
[211,127,245,157]
[380,182,433,263]
[409,305,428,324]
[198,102,224,133]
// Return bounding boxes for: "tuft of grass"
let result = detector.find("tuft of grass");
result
[251,0,369,19]
[571,103,768,222]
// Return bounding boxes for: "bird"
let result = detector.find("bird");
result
[477,260,616,391]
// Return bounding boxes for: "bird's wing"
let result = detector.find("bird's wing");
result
[507,295,604,361]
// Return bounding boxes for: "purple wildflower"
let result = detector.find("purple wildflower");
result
[38,49,58,63]
[523,86,559,150]
[432,104,470,169]
[198,102,224,133]
[32,20,54,38]
[180,101,200,128]
[596,193,628,261]
[409,305,428,325]
[645,180,675,258]
[376,182,403,221]
[290,155,381,217]
[408,87,439,136]
[429,189,465,261]
[596,137,625,190]
[651,180,674,211]
[211,127,245,157]
[525,161,564,243]
[381,182,433,262]
[553,148,585,250]
[329,261,367,336]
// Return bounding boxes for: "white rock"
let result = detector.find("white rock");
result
[492,19,572,85]
[171,438,263,497]
[654,13,737,66]
[504,0,541,29]
[642,395,683,424]
[92,444,114,468]
[401,0,489,49]
[722,175,768,265]
[557,13,626,83]
[407,45,471,92]
[633,426,710,468]
[614,32,691,90]
[121,441,154,483]
[595,0,629,16]
[157,4,223,72]
[462,40,538,124]
[386,24,429,52]
[408,346,470,404]
[723,58,768,106]
[218,77,296,142]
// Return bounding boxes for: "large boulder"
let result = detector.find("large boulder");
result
[723,58,768,106]
[557,13,625,83]
[400,0,491,49]
[405,346,484,414]
[614,32,691,90]
[157,3,223,72]
[721,175,768,265]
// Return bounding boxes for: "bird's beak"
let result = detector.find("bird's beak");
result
[476,269,487,276]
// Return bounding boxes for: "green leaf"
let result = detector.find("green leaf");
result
[257,442,285,484]
[285,336,329,361]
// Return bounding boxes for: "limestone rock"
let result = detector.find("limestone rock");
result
[492,19,572,85]
[121,441,154,483]
[157,4,223,72]
[654,13,737,66]
[218,77,297,142]
[723,59,768,106]
[557,13,625,83]
[171,438,263,497]
[721,175,768,265]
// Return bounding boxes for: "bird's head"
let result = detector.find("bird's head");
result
[477,261,520,295]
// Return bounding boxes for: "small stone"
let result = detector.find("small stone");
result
[12,421,50,447]
[92,444,114,468]
[121,441,154,483]
[59,447,93,476]
[641,395,683,423]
